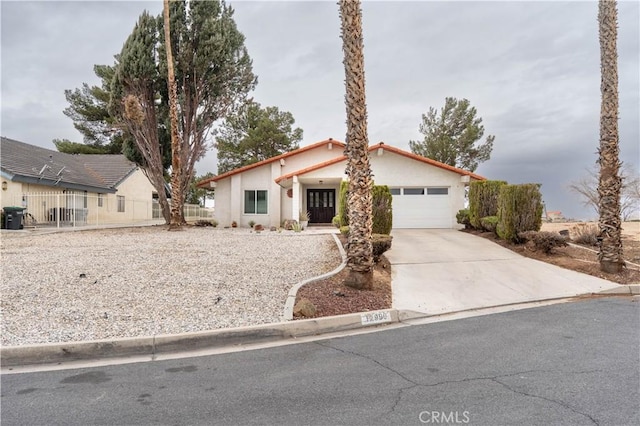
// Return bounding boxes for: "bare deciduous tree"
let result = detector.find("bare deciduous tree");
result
[569,164,640,221]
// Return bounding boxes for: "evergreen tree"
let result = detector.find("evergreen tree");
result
[409,97,494,172]
[103,1,255,224]
[215,100,303,174]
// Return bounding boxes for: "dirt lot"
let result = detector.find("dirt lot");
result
[295,222,639,319]
[466,221,640,284]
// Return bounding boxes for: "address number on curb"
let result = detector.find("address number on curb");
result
[361,311,392,325]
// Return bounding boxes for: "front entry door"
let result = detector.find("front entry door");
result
[307,189,335,224]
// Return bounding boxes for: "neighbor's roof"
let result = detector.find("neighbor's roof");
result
[275,142,486,184]
[196,138,345,188]
[0,137,139,193]
[77,154,139,188]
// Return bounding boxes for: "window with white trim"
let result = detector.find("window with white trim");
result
[117,195,125,213]
[244,190,268,214]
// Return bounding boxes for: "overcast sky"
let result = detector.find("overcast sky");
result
[1,0,638,220]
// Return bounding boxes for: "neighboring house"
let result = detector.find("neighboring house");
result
[197,138,485,229]
[0,137,159,226]
[546,211,565,222]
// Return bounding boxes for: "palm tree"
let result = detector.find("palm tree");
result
[339,0,374,289]
[597,0,624,272]
[163,0,183,230]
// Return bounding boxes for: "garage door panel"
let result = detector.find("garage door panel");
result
[392,191,451,229]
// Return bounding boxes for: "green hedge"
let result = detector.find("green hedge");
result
[496,183,543,242]
[469,180,507,229]
[338,180,393,235]
[480,215,498,233]
[372,185,393,235]
[338,180,349,227]
[456,209,471,229]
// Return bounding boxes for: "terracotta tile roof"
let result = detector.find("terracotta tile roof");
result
[275,142,486,183]
[196,138,345,188]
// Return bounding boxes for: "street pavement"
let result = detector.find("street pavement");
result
[2,296,638,425]
[387,229,621,315]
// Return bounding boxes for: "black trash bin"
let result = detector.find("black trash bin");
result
[3,207,25,230]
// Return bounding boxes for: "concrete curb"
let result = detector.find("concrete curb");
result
[596,284,640,295]
[1,309,399,368]
[282,233,347,320]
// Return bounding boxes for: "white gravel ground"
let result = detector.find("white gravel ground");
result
[0,227,340,346]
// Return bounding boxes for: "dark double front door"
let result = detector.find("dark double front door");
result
[307,189,335,224]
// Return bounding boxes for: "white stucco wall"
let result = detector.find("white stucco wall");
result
[368,150,468,226]
[278,142,343,175]
[213,143,474,229]
[214,143,345,228]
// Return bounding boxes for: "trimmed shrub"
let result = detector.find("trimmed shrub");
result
[338,180,393,234]
[372,185,393,235]
[331,215,341,228]
[372,234,393,262]
[519,231,568,254]
[468,180,507,229]
[496,184,543,242]
[338,180,349,227]
[571,223,599,246]
[456,209,472,229]
[480,215,498,233]
[339,226,350,235]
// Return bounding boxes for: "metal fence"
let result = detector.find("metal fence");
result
[4,192,214,228]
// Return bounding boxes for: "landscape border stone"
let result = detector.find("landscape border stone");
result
[282,233,347,320]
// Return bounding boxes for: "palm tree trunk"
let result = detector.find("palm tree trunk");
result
[339,0,374,290]
[164,0,183,231]
[597,0,624,272]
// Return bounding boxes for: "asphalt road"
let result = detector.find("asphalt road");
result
[2,297,639,426]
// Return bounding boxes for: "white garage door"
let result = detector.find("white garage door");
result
[391,187,452,229]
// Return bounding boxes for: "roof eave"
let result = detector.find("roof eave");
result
[197,138,346,186]
[10,175,117,194]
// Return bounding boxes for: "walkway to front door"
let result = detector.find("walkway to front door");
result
[307,189,335,223]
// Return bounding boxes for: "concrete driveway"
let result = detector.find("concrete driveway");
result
[386,229,619,315]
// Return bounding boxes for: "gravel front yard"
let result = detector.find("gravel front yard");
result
[1,227,341,346]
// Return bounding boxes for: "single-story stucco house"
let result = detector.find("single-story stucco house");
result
[197,138,485,229]
[0,137,159,226]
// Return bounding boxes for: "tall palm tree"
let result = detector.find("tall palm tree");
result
[597,0,623,272]
[164,0,183,230]
[339,0,374,289]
